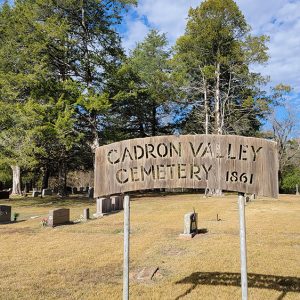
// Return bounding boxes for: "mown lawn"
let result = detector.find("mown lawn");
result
[0,193,299,299]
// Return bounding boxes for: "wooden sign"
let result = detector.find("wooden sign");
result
[94,135,278,198]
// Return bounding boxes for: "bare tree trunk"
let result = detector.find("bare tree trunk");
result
[214,62,222,196]
[204,80,209,134]
[151,101,157,136]
[214,62,222,135]
[11,165,21,195]
[58,162,67,197]
[42,167,50,190]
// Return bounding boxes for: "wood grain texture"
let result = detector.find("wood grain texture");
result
[94,135,278,198]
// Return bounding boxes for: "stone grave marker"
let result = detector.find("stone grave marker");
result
[72,187,78,194]
[42,189,52,197]
[88,187,94,199]
[48,208,70,227]
[32,191,41,197]
[0,191,10,200]
[111,195,123,211]
[83,208,89,220]
[0,205,11,223]
[93,198,112,217]
[180,212,198,238]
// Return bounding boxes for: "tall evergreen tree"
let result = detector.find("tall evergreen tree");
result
[173,0,270,136]
[0,0,136,193]
[106,30,175,139]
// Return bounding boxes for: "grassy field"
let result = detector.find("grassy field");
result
[0,193,299,300]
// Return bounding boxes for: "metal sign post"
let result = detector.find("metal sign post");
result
[238,192,248,300]
[123,195,130,300]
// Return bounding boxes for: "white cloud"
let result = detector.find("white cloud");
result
[122,0,300,93]
[121,16,149,52]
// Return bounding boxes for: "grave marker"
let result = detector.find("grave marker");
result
[180,212,198,238]
[0,205,11,223]
[32,191,40,197]
[42,189,52,197]
[0,191,9,200]
[111,195,123,211]
[48,208,70,227]
[83,208,89,220]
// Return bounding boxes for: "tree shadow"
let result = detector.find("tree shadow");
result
[175,272,300,300]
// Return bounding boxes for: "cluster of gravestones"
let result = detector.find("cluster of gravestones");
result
[31,187,94,198]
[93,195,124,218]
[0,196,123,226]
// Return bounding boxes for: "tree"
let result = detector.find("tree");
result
[106,30,175,139]
[0,0,136,193]
[269,85,300,189]
[172,0,270,136]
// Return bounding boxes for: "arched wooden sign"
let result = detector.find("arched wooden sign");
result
[94,134,278,198]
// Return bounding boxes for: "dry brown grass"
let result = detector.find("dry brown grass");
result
[0,193,299,300]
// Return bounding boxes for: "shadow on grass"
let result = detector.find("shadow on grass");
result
[175,272,300,300]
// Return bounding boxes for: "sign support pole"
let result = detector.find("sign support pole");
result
[238,192,248,300]
[123,195,130,300]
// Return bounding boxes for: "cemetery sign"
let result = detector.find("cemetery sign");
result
[94,134,278,198]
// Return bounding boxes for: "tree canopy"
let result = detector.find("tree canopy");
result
[0,0,298,194]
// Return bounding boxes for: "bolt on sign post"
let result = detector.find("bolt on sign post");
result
[94,134,279,300]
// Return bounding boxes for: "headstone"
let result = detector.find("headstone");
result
[32,191,41,197]
[66,186,72,193]
[88,187,94,199]
[0,191,9,200]
[250,194,256,200]
[85,186,89,192]
[72,187,78,194]
[93,198,112,217]
[83,208,89,220]
[42,189,52,197]
[111,195,123,211]
[180,212,198,238]
[48,208,70,227]
[245,196,250,203]
[296,184,299,196]
[79,187,84,192]
[0,205,11,223]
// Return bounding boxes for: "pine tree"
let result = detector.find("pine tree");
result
[173,0,270,136]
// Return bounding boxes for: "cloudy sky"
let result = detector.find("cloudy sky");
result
[121,0,300,133]
[122,0,299,89]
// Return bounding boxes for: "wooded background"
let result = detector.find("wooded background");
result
[0,0,298,195]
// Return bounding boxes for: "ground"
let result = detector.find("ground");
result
[0,193,299,300]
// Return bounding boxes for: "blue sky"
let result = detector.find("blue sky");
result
[121,0,300,135]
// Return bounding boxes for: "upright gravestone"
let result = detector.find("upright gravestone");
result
[83,208,89,220]
[42,189,52,197]
[32,191,40,197]
[48,208,70,227]
[0,191,9,200]
[0,205,11,223]
[72,187,78,194]
[296,184,299,196]
[93,198,112,217]
[111,195,123,211]
[180,212,198,238]
[88,187,94,199]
